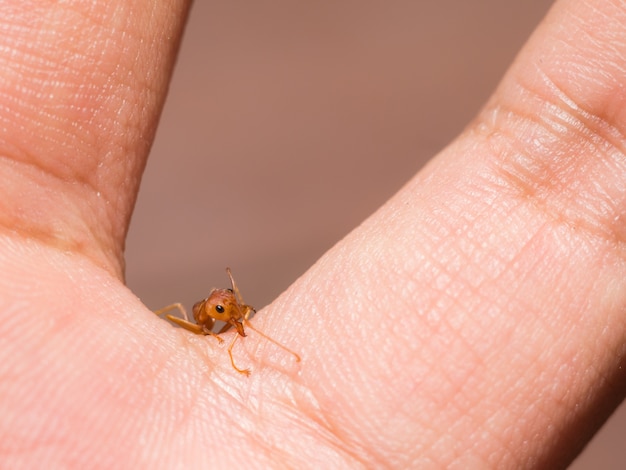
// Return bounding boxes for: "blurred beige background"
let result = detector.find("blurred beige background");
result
[124,1,625,467]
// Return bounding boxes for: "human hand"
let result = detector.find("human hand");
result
[1,1,625,468]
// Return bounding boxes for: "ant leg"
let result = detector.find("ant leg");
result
[202,329,225,344]
[166,315,206,336]
[242,304,256,321]
[240,305,300,362]
[243,320,301,363]
[154,303,190,321]
[154,303,222,341]
[227,334,250,376]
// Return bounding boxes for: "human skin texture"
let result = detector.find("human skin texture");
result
[1,0,625,468]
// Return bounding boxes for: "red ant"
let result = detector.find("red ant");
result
[155,268,300,375]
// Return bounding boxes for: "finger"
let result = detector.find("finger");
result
[257,0,626,467]
[0,1,190,278]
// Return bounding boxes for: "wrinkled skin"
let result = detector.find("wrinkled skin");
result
[0,1,625,468]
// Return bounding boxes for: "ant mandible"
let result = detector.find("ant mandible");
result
[154,268,301,375]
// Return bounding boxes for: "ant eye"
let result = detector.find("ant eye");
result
[215,305,225,313]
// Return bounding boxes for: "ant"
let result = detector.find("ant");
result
[154,268,301,375]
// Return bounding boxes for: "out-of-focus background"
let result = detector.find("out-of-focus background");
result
[124,2,625,467]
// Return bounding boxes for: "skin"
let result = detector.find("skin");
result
[0,0,625,468]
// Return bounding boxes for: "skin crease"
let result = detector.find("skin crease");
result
[0,0,626,468]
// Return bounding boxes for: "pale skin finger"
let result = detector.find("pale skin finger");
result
[248,0,626,466]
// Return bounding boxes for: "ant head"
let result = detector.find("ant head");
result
[195,288,243,323]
